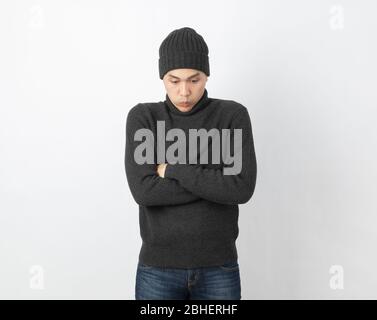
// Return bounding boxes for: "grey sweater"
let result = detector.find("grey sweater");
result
[124,89,257,268]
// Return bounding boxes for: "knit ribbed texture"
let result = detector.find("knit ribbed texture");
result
[159,27,210,79]
[124,91,258,268]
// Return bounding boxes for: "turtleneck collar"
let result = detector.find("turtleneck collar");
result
[164,89,211,116]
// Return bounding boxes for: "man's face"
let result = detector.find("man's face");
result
[163,68,208,112]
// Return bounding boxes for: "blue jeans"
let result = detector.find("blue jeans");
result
[135,260,241,300]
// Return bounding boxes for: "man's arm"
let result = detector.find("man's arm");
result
[164,107,257,205]
[124,105,201,206]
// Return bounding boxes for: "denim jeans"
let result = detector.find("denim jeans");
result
[135,260,241,300]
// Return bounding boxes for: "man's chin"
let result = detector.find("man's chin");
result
[180,107,192,112]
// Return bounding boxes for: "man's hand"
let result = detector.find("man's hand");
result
[157,163,167,178]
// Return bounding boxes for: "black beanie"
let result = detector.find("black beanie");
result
[158,27,210,80]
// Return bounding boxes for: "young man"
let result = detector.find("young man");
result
[125,27,257,300]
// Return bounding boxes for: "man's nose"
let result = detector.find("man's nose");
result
[180,82,190,96]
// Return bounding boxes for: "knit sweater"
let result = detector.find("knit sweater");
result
[124,88,257,268]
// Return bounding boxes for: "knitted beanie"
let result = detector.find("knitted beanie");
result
[158,27,210,80]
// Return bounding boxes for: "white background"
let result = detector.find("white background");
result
[1,0,376,299]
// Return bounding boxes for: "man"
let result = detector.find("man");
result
[125,27,257,300]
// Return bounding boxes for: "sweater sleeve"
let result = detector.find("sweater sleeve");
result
[124,105,201,206]
[164,107,257,205]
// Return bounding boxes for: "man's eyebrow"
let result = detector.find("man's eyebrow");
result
[167,72,200,80]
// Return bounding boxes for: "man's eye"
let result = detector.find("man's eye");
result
[170,80,198,84]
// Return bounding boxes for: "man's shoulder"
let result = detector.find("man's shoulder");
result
[127,101,162,118]
[128,101,150,114]
[211,97,247,117]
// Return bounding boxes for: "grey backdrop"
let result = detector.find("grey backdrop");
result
[1,0,376,299]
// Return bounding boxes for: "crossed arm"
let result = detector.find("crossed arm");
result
[125,106,257,206]
[125,107,202,206]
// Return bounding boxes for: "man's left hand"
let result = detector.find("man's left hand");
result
[157,163,167,178]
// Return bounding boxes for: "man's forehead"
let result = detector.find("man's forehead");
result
[167,70,201,79]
